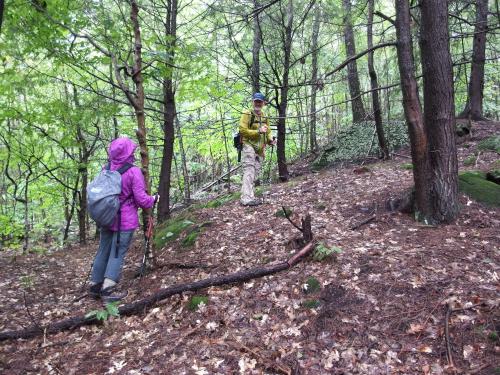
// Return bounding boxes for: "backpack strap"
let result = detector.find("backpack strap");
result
[117,163,133,175]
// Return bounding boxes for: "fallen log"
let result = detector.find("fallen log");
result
[0,241,316,342]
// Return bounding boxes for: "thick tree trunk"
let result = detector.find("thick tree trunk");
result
[367,0,389,160]
[251,0,261,93]
[0,242,315,342]
[342,0,366,123]
[309,3,320,153]
[458,0,488,120]
[420,0,459,222]
[395,0,433,219]
[158,0,178,223]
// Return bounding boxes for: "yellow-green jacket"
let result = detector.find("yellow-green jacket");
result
[239,110,272,157]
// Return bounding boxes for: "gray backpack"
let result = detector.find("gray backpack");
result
[88,163,133,228]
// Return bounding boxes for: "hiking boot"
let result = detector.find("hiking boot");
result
[101,286,128,303]
[89,282,103,299]
[241,199,262,207]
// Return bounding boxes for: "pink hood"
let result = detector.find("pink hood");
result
[108,137,136,170]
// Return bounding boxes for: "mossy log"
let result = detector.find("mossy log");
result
[459,171,500,206]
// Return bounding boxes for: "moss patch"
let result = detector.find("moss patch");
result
[187,295,208,311]
[153,215,195,249]
[275,206,293,218]
[303,276,321,295]
[302,299,321,309]
[459,171,500,207]
[463,155,477,166]
[199,192,242,209]
[401,163,414,170]
[477,135,500,154]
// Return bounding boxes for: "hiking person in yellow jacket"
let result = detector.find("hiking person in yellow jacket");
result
[239,93,276,206]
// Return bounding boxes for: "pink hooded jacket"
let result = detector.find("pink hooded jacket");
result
[106,137,155,231]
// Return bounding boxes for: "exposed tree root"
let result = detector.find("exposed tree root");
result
[0,242,316,342]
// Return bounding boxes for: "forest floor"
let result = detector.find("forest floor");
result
[0,121,499,375]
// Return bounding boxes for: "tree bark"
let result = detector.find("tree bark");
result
[309,3,320,152]
[176,116,191,203]
[367,0,389,160]
[458,0,488,120]
[0,0,4,35]
[129,0,151,232]
[157,0,178,223]
[395,0,432,219]
[276,0,293,182]
[0,242,316,342]
[419,0,459,222]
[342,0,366,123]
[251,0,261,93]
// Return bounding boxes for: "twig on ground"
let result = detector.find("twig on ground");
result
[444,303,455,369]
[282,205,303,232]
[351,214,376,230]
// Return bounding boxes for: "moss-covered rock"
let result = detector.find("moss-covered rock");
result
[478,135,500,154]
[459,171,500,207]
[153,216,195,249]
[312,121,409,170]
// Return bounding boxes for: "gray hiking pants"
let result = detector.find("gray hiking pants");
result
[91,229,135,284]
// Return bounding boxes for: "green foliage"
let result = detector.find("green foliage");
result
[181,228,201,248]
[153,216,195,249]
[0,215,24,249]
[85,302,120,321]
[202,192,241,209]
[312,243,342,262]
[302,299,321,309]
[459,171,500,207]
[275,207,293,218]
[401,163,414,170]
[463,155,477,166]
[488,330,499,342]
[477,136,500,154]
[20,275,35,289]
[187,295,208,311]
[303,276,321,295]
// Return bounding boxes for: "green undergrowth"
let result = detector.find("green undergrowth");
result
[188,295,208,311]
[477,135,500,154]
[401,163,414,170]
[303,276,321,295]
[275,206,293,218]
[153,214,196,249]
[459,171,500,207]
[312,121,408,170]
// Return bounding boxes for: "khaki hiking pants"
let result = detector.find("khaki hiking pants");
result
[241,144,262,204]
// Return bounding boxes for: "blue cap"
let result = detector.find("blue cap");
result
[252,92,266,101]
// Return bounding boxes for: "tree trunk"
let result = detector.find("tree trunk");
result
[419,0,459,222]
[176,117,191,203]
[0,0,4,35]
[367,0,389,160]
[395,0,432,219]
[342,0,366,123]
[129,0,151,231]
[251,0,261,93]
[157,0,178,223]
[309,3,320,153]
[22,174,30,254]
[276,0,293,182]
[458,0,488,120]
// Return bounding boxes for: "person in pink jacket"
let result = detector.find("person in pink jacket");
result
[89,137,157,302]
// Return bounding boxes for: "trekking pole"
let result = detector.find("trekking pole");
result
[267,136,276,184]
[139,197,157,278]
